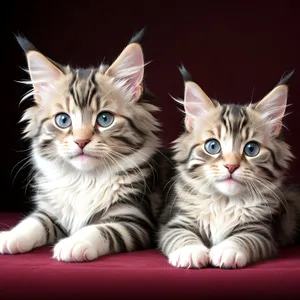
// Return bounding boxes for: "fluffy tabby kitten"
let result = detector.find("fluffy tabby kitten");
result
[0,30,163,262]
[159,68,300,269]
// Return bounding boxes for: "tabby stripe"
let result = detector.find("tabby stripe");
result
[216,125,221,139]
[245,127,250,140]
[70,73,80,106]
[178,143,200,164]
[199,227,210,247]
[123,223,147,249]
[161,228,201,254]
[33,214,50,242]
[87,85,97,107]
[118,163,150,176]
[39,139,53,151]
[95,95,101,112]
[187,163,203,173]
[232,234,275,261]
[122,181,145,190]
[111,135,143,149]
[38,210,68,237]
[121,115,145,136]
[90,69,98,88]
[258,166,276,179]
[87,210,105,225]
[167,223,193,232]
[220,106,229,132]
[33,117,50,139]
[66,97,70,112]
[87,70,97,106]
[267,147,284,171]
[116,199,155,223]
[99,227,114,252]
[103,215,154,233]
[230,225,272,241]
[108,226,127,252]
[240,110,248,131]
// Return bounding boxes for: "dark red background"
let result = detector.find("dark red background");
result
[2,0,300,211]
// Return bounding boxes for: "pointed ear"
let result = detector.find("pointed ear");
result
[184,81,215,132]
[25,50,64,104]
[254,85,288,136]
[105,43,144,101]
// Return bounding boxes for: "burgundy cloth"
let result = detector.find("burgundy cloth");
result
[0,213,300,299]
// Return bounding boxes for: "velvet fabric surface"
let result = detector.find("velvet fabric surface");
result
[0,213,299,299]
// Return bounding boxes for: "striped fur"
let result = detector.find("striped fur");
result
[0,31,165,262]
[159,71,300,269]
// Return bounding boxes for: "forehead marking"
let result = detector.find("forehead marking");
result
[69,69,98,109]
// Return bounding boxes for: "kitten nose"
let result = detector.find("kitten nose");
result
[225,164,239,174]
[75,139,91,149]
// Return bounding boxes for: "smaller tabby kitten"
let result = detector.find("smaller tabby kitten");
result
[0,30,163,262]
[159,68,300,269]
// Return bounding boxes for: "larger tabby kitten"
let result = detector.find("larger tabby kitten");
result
[159,68,300,269]
[0,31,163,262]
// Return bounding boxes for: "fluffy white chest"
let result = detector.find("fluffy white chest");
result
[36,170,119,234]
[183,194,268,246]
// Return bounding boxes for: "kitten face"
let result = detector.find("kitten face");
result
[189,105,277,196]
[18,37,160,172]
[174,79,293,198]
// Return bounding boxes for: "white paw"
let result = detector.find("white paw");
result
[168,245,209,269]
[0,231,34,254]
[210,242,248,269]
[53,237,99,262]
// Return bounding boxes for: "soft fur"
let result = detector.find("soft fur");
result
[158,69,300,269]
[0,30,165,262]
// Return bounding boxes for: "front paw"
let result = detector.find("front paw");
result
[0,231,34,254]
[168,245,209,269]
[209,242,248,269]
[53,237,99,262]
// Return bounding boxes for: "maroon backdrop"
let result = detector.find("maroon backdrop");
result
[2,0,300,211]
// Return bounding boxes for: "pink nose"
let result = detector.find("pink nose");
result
[225,164,239,174]
[75,139,91,149]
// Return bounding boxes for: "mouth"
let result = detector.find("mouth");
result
[70,152,98,160]
[217,176,242,184]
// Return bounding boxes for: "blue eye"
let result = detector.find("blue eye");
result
[244,141,260,157]
[204,139,221,154]
[97,111,114,127]
[55,113,71,128]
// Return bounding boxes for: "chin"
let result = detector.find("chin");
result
[214,180,247,196]
[69,155,99,171]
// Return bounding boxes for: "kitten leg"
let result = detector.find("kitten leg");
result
[53,208,154,262]
[210,229,277,269]
[159,223,209,269]
[0,210,65,254]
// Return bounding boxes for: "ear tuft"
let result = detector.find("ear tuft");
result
[15,34,38,53]
[276,70,294,87]
[17,36,65,105]
[128,27,146,45]
[179,64,193,82]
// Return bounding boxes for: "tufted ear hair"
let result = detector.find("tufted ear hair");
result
[180,66,215,132]
[105,30,146,101]
[16,35,65,105]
